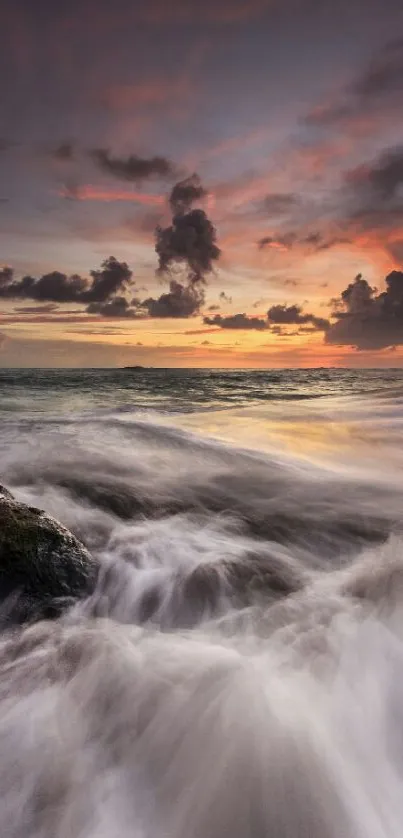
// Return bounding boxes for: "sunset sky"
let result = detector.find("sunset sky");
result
[1,0,403,367]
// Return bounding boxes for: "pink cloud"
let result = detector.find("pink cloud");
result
[59,185,165,205]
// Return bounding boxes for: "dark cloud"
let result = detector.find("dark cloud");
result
[347,145,403,201]
[301,232,322,247]
[219,291,232,304]
[341,145,403,235]
[83,257,132,304]
[258,236,274,250]
[203,313,268,330]
[1,175,220,325]
[0,267,13,285]
[315,236,351,251]
[267,304,304,324]
[258,230,346,253]
[305,103,352,128]
[0,269,88,303]
[207,304,220,311]
[352,38,403,100]
[0,253,212,322]
[0,258,134,308]
[326,271,403,349]
[262,193,298,216]
[91,148,175,182]
[155,208,221,283]
[14,304,60,314]
[155,176,220,284]
[86,296,140,318]
[258,233,296,250]
[52,142,75,161]
[143,281,203,318]
[203,300,329,333]
[305,39,403,128]
[267,304,329,331]
[169,174,207,215]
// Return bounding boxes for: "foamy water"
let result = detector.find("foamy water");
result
[1,367,403,837]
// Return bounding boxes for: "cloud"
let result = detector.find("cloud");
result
[0,268,88,303]
[1,174,220,325]
[258,236,274,250]
[143,280,203,318]
[82,258,133,304]
[267,304,329,331]
[0,253,211,323]
[90,148,176,182]
[258,233,297,250]
[219,291,232,304]
[169,174,207,215]
[203,313,268,330]
[14,304,60,313]
[262,193,298,216]
[263,143,403,260]
[86,296,141,318]
[0,266,13,285]
[202,299,329,334]
[258,229,350,254]
[326,271,403,349]
[305,38,403,128]
[301,232,322,247]
[155,175,220,284]
[335,145,403,240]
[352,38,403,100]
[59,185,165,205]
[52,142,75,161]
[347,145,403,202]
[0,257,134,307]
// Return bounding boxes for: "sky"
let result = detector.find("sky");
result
[1,0,403,368]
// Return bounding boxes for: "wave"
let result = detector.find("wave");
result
[2,387,403,835]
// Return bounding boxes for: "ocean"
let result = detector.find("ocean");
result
[2,366,403,837]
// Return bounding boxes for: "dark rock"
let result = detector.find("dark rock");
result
[0,487,99,626]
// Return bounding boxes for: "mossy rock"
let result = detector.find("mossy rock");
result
[0,488,99,626]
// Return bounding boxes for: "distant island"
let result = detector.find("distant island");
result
[123,365,146,370]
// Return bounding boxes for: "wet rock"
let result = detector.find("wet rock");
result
[0,487,99,626]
